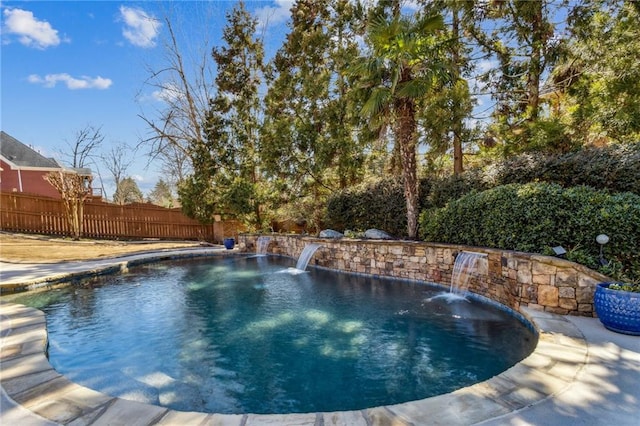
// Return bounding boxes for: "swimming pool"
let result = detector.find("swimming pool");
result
[4,255,537,414]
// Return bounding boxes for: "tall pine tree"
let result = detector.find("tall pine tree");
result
[564,0,640,144]
[462,0,564,153]
[179,1,266,228]
[261,0,366,231]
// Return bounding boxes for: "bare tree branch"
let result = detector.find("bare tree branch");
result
[136,12,216,185]
[101,143,136,191]
[59,124,105,168]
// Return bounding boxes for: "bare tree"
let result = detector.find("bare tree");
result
[137,11,216,182]
[60,124,105,168]
[155,142,191,188]
[44,170,91,240]
[54,124,108,200]
[102,142,135,199]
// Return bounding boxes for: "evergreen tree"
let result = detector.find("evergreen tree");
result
[147,179,175,208]
[417,0,476,175]
[179,1,266,228]
[113,177,144,205]
[564,0,640,144]
[462,0,566,153]
[261,0,366,231]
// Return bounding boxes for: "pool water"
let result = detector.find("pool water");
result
[4,256,537,414]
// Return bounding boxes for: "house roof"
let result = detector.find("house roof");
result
[0,131,61,168]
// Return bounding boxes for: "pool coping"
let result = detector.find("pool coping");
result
[0,249,608,425]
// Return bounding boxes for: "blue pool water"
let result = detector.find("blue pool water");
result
[5,256,537,414]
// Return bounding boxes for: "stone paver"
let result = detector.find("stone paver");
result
[1,249,639,425]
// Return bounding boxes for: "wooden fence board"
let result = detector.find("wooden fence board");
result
[0,192,241,243]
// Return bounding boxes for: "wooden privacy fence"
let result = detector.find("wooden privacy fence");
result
[0,192,242,243]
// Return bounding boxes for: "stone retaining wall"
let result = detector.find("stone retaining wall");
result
[239,234,610,317]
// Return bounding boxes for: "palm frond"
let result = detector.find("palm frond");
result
[368,14,400,41]
[390,66,402,93]
[416,14,444,35]
[347,59,370,78]
[396,77,434,99]
[361,86,391,119]
[347,57,386,82]
[367,57,387,79]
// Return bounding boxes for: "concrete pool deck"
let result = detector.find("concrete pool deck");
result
[1,249,639,425]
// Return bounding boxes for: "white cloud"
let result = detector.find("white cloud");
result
[119,6,161,48]
[27,73,113,90]
[477,59,497,74]
[2,8,64,49]
[151,82,183,103]
[254,0,292,29]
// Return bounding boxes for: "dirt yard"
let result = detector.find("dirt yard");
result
[0,232,207,263]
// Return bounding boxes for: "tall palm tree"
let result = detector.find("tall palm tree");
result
[351,11,448,238]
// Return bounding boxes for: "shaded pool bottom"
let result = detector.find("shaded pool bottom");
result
[4,256,537,414]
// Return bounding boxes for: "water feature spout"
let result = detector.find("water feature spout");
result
[296,243,322,271]
[450,251,487,297]
[256,236,271,255]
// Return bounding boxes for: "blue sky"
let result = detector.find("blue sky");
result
[1,0,293,197]
[2,0,501,200]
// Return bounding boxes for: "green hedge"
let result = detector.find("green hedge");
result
[428,169,490,209]
[419,183,640,282]
[426,143,640,208]
[487,143,640,194]
[325,178,432,237]
[403,143,640,217]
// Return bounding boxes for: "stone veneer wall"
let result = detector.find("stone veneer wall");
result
[239,234,610,317]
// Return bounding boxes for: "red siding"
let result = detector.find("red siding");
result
[0,159,62,199]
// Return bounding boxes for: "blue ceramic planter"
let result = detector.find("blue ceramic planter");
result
[594,282,640,335]
[223,238,235,250]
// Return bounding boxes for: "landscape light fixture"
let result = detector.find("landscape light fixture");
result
[596,234,610,266]
[552,246,567,258]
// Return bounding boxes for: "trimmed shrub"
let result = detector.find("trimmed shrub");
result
[428,168,490,208]
[325,178,407,236]
[325,178,432,237]
[487,143,640,194]
[426,143,640,207]
[419,183,640,282]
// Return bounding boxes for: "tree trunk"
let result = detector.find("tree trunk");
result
[452,7,464,175]
[396,98,419,239]
[62,199,74,239]
[77,199,85,238]
[71,197,80,240]
[527,1,544,121]
[453,132,463,175]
